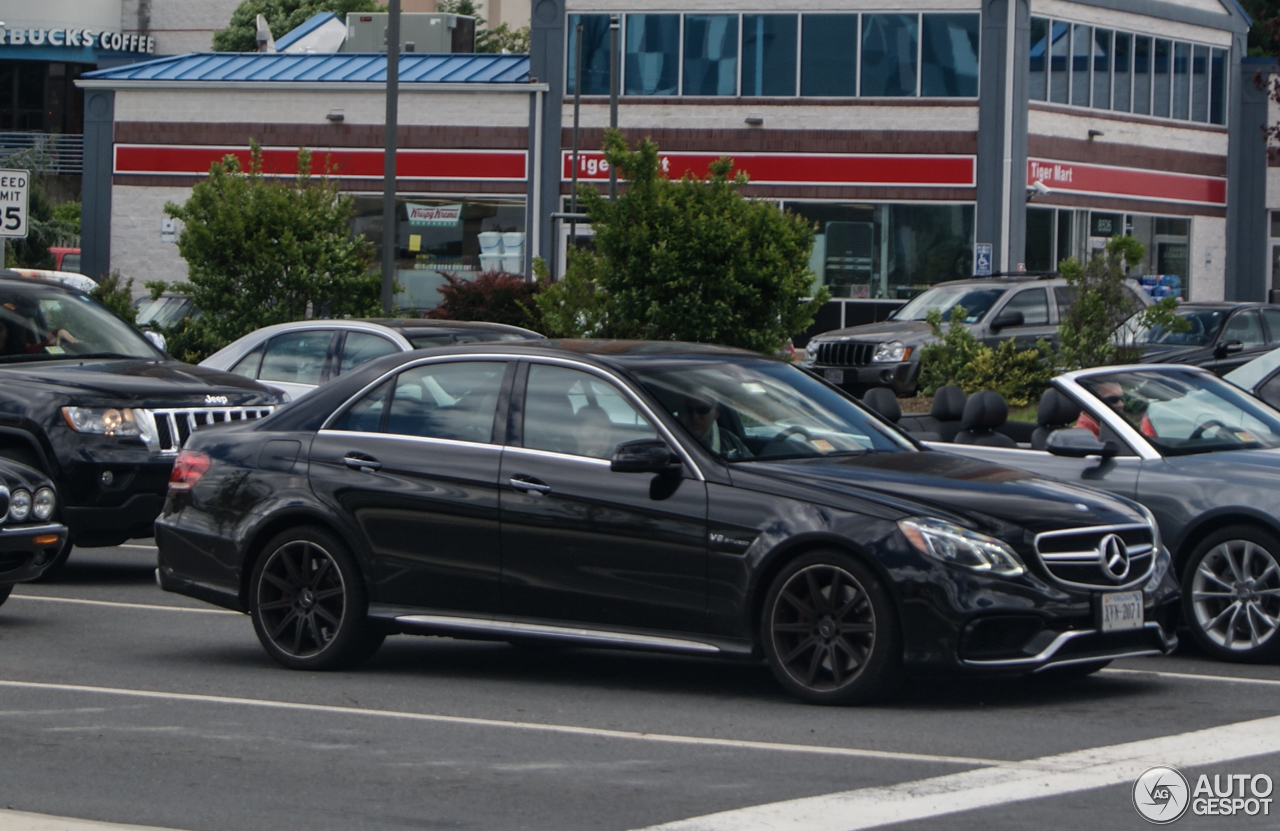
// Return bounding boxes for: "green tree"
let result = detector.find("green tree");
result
[436,0,530,53]
[213,0,380,52]
[1055,235,1184,370]
[1,147,77,270]
[90,272,138,324]
[545,131,826,353]
[52,200,81,236]
[159,141,379,362]
[917,306,1054,407]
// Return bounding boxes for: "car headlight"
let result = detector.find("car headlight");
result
[803,340,819,364]
[9,489,31,522]
[898,518,1026,577]
[872,341,911,363]
[33,487,55,521]
[62,407,147,437]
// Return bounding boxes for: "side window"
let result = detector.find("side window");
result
[330,380,392,433]
[1263,309,1280,343]
[385,361,507,443]
[1053,286,1075,319]
[229,343,264,379]
[1222,311,1265,347]
[523,364,657,460]
[1003,288,1050,326]
[1258,373,1280,410]
[259,330,335,386]
[339,332,400,375]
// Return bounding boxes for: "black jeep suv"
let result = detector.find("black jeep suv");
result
[0,273,281,572]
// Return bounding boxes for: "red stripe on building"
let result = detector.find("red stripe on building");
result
[114,145,527,180]
[1027,159,1226,206]
[562,151,976,187]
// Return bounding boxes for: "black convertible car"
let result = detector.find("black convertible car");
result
[156,342,1178,704]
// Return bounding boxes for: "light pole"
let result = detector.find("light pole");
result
[608,13,619,200]
[381,0,401,315]
[569,22,583,248]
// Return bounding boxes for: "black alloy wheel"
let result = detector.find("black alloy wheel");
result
[1183,525,1280,663]
[761,550,900,705]
[250,527,384,670]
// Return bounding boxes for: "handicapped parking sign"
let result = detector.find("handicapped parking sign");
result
[974,243,993,277]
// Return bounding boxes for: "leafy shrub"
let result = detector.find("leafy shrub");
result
[89,272,137,324]
[427,270,539,330]
[918,306,1054,407]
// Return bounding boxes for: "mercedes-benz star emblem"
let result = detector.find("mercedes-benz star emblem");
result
[1098,533,1131,581]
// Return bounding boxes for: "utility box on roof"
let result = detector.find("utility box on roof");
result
[344,13,476,54]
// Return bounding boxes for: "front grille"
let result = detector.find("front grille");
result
[143,406,275,453]
[815,340,878,366]
[1033,523,1155,589]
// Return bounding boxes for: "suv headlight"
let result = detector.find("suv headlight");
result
[899,518,1026,577]
[803,340,819,364]
[33,487,55,521]
[62,407,147,437]
[873,341,911,363]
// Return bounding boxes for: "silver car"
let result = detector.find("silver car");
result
[200,319,544,401]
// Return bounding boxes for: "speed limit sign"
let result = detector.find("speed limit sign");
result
[0,169,29,239]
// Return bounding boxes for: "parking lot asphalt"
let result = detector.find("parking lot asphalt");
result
[2,544,1279,831]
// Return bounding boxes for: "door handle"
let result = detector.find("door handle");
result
[343,454,382,472]
[509,475,551,495]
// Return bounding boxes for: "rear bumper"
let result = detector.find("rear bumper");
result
[0,522,69,583]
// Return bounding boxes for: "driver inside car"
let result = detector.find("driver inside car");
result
[678,395,750,460]
[1078,379,1158,438]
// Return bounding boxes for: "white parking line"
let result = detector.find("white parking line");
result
[1102,667,1280,687]
[8,595,237,615]
[0,679,1003,767]
[0,808,181,831]
[635,712,1280,831]
[119,544,157,551]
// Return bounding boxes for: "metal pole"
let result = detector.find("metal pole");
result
[608,13,619,200]
[569,22,584,262]
[999,0,1017,273]
[381,0,401,315]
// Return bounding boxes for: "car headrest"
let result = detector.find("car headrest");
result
[1037,388,1080,427]
[961,390,1009,431]
[931,385,967,421]
[862,387,901,422]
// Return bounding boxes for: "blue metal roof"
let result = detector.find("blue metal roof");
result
[273,12,339,51]
[83,51,531,84]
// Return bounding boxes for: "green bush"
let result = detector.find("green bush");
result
[918,306,1054,407]
[89,272,137,324]
[427,270,539,330]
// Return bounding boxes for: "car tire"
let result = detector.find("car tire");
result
[1182,525,1280,663]
[249,526,385,671]
[0,445,72,580]
[761,549,901,705]
[0,583,11,608]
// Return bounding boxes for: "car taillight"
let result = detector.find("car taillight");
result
[169,450,211,492]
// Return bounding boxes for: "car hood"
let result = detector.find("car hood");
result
[813,320,938,345]
[735,450,1145,537]
[0,358,280,405]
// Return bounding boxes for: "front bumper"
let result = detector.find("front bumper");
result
[807,360,919,395]
[0,522,69,583]
[64,493,165,547]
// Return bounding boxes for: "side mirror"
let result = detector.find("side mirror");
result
[1215,339,1244,358]
[989,309,1024,332]
[1046,427,1119,459]
[144,330,167,353]
[611,438,683,476]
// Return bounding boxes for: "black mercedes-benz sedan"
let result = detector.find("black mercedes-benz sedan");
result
[155,341,1179,704]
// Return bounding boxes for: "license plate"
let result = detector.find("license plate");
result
[1100,591,1144,633]
[824,369,844,384]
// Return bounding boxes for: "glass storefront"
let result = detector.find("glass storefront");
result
[783,202,974,299]
[353,195,527,311]
[0,60,88,132]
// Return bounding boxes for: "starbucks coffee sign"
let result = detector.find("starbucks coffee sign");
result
[0,27,155,53]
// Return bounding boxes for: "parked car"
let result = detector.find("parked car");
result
[199,319,545,401]
[156,341,1178,705]
[9,268,98,294]
[133,293,198,330]
[0,271,283,574]
[0,458,70,604]
[929,365,1280,662]
[1223,346,1280,409]
[1125,302,1280,375]
[49,247,81,274]
[802,275,1151,397]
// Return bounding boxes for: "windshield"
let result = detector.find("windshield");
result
[1125,308,1227,347]
[892,286,1005,323]
[0,283,160,362]
[1080,369,1280,456]
[1225,347,1280,393]
[134,295,195,328]
[626,358,914,461]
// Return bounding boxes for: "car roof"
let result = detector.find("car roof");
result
[0,271,88,294]
[362,318,544,338]
[1176,302,1273,310]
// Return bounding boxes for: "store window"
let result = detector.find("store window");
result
[1050,21,1070,104]
[861,14,918,97]
[1173,42,1191,120]
[801,14,858,96]
[624,14,679,95]
[1071,24,1091,106]
[1153,39,1172,118]
[1113,33,1130,111]
[353,196,527,311]
[921,15,979,97]
[1191,45,1210,123]
[1029,18,1048,100]
[783,202,974,299]
[567,14,613,95]
[684,15,738,95]
[742,14,797,96]
[0,61,87,132]
[1024,206,1078,273]
[1134,36,1151,114]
